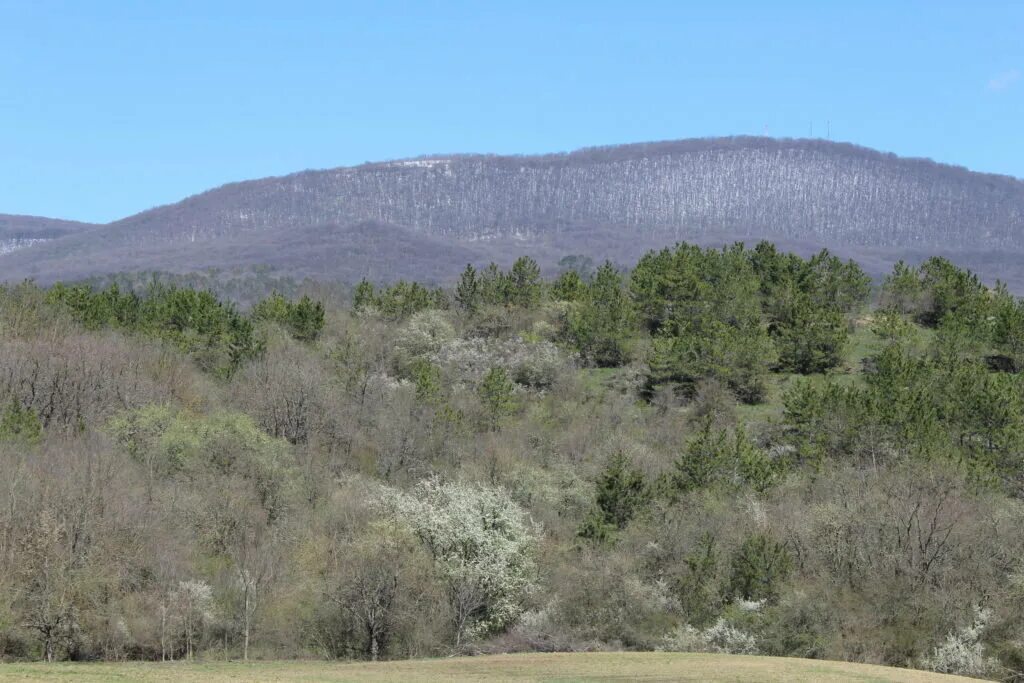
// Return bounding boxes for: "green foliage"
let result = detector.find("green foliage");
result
[252,292,325,342]
[884,257,990,329]
[990,284,1024,370]
[410,358,443,404]
[672,419,775,494]
[0,399,42,445]
[48,282,262,375]
[754,245,867,374]
[773,295,848,374]
[558,254,595,280]
[46,282,142,329]
[578,452,651,543]
[566,262,635,367]
[478,367,517,428]
[881,260,923,314]
[351,279,447,319]
[728,534,793,602]
[108,407,296,519]
[650,316,774,404]
[635,244,776,402]
[917,257,989,328]
[506,256,543,308]
[353,279,376,311]
[478,263,507,306]
[10,244,1024,667]
[673,418,731,493]
[377,281,438,319]
[455,264,480,312]
[675,532,721,625]
[460,258,544,309]
[551,269,587,302]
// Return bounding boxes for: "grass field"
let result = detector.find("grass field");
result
[0,652,983,682]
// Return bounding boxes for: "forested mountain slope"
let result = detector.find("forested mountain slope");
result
[2,245,1024,677]
[0,214,96,256]
[3,137,1024,285]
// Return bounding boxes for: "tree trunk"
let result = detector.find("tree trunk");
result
[243,589,251,662]
[160,605,167,662]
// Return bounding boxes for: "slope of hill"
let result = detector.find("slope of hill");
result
[3,137,1023,285]
[0,214,96,256]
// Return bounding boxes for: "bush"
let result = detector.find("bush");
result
[922,607,998,678]
[660,619,759,655]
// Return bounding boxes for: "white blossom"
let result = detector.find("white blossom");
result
[660,618,758,655]
[381,477,540,643]
[923,606,998,677]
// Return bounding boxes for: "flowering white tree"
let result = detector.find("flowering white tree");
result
[431,336,569,389]
[923,606,998,677]
[393,311,456,371]
[170,580,215,660]
[382,478,539,646]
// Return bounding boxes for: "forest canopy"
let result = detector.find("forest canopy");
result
[2,243,1024,680]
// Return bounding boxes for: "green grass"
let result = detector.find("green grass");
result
[845,316,882,373]
[0,653,983,682]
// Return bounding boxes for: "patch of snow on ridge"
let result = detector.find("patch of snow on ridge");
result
[0,238,48,255]
[387,159,451,168]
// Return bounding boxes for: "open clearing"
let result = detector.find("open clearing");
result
[0,652,982,682]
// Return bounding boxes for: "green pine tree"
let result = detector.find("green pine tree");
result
[478,367,516,429]
[578,451,651,543]
[455,264,480,312]
[0,399,42,445]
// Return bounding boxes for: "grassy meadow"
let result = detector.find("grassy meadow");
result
[0,653,984,682]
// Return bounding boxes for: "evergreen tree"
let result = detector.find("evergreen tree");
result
[566,262,635,367]
[0,398,42,445]
[409,359,443,404]
[578,452,651,543]
[882,260,923,314]
[773,295,848,374]
[376,281,434,319]
[551,269,587,302]
[455,264,480,312]
[506,256,543,308]
[290,295,326,342]
[673,417,730,493]
[728,534,793,602]
[478,263,508,306]
[253,292,325,342]
[353,279,376,312]
[478,367,516,429]
[915,257,990,328]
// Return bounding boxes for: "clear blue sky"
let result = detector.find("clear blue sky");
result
[2,1,1022,223]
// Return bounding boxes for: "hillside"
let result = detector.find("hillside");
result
[1,247,1021,677]
[3,137,1024,286]
[0,214,95,256]
[0,653,985,682]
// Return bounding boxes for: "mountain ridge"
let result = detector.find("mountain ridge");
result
[4,136,1024,287]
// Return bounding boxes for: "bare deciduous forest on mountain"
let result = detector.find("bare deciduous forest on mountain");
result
[5,138,1024,289]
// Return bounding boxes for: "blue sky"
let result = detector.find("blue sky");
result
[1,1,1022,223]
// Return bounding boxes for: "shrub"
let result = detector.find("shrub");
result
[922,607,998,678]
[660,619,758,655]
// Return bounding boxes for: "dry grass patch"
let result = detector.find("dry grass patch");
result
[0,652,984,682]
